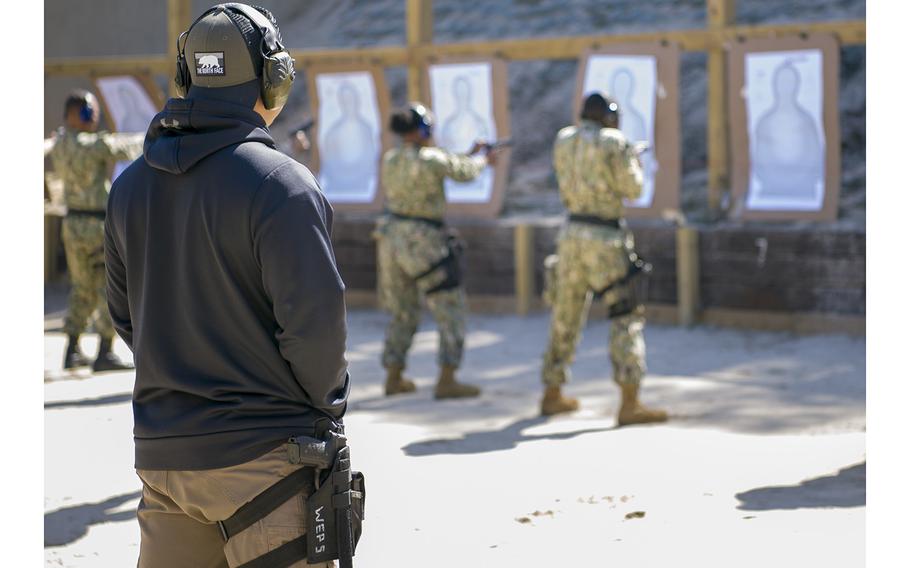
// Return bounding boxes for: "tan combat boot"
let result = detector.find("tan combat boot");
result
[617,383,668,426]
[540,385,580,416]
[384,365,416,396]
[434,366,481,399]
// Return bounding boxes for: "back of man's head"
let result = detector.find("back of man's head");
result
[580,92,620,128]
[63,89,99,130]
[179,4,285,108]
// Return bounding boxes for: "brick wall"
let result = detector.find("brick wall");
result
[332,215,866,317]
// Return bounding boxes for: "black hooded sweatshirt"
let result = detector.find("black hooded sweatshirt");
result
[105,84,350,471]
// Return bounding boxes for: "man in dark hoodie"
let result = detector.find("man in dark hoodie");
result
[104,4,350,566]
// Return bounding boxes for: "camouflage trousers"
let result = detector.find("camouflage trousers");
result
[376,219,465,370]
[542,230,646,387]
[62,216,115,340]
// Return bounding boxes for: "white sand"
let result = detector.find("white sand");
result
[45,309,865,567]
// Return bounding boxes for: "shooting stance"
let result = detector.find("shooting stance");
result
[104,4,362,566]
[48,89,143,372]
[539,92,668,425]
[376,103,500,398]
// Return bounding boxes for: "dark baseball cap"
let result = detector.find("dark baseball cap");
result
[184,5,264,89]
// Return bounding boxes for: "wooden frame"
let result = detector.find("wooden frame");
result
[92,72,165,132]
[421,57,512,219]
[574,42,682,219]
[305,64,392,214]
[727,33,841,221]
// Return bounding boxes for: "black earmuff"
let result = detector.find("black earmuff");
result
[173,30,192,98]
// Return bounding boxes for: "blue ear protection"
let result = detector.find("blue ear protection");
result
[78,98,94,123]
[409,103,434,140]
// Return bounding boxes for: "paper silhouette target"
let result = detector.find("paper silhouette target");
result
[424,59,511,218]
[729,35,841,221]
[313,72,383,205]
[575,44,681,218]
[430,64,495,203]
[747,52,825,209]
[94,74,163,181]
[582,55,658,208]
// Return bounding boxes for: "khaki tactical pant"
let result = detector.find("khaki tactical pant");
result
[377,219,466,370]
[62,216,115,339]
[136,445,333,568]
[542,233,647,387]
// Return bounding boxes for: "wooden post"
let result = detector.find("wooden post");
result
[514,224,535,315]
[167,0,193,97]
[676,226,700,326]
[406,0,433,102]
[707,0,735,215]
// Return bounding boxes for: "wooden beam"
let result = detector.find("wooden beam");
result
[417,20,865,61]
[291,46,409,68]
[44,55,170,77]
[406,0,433,101]
[707,0,735,215]
[44,20,864,78]
[513,224,535,316]
[167,0,193,96]
[675,226,700,327]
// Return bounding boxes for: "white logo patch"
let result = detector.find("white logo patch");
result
[194,52,225,76]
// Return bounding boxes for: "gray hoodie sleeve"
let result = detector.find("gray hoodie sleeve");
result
[250,161,350,418]
[104,191,133,349]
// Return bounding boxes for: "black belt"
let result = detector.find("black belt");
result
[387,211,444,229]
[567,214,620,229]
[67,208,106,220]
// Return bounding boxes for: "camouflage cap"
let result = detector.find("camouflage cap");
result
[184,5,263,89]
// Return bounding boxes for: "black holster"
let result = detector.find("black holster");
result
[301,433,365,567]
[594,252,652,319]
[417,232,465,295]
[218,422,365,568]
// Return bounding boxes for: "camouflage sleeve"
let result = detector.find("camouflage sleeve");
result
[99,132,145,163]
[606,136,643,200]
[552,135,571,190]
[432,149,488,182]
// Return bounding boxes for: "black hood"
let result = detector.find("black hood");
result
[144,82,274,175]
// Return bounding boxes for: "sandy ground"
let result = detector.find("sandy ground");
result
[45,307,865,567]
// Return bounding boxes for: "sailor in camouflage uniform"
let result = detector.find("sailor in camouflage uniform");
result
[540,93,668,425]
[48,90,144,372]
[375,103,496,399]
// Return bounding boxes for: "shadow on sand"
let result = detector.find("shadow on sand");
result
[45,392,132,410]
[45,491,141,547]
[402,415,617,457]
[736,462,865,511]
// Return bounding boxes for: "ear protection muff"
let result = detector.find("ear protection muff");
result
[173,3,296,110]
[173,30,192,98]
[604,99,620,127]
[78,97,94,124]
[409,102,434,140]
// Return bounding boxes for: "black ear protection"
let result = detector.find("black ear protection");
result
[409,102,434,140]
[174,3,296,110]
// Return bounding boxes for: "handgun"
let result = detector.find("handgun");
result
[289,118,316,138]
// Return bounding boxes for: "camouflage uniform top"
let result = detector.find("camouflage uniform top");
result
[48,127,143,211]
[553,119,643,221]
[381,144,487,220]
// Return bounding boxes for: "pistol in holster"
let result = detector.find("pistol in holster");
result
[215,420,365,568]
[416,231,465,295]
[594,251,652,319]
